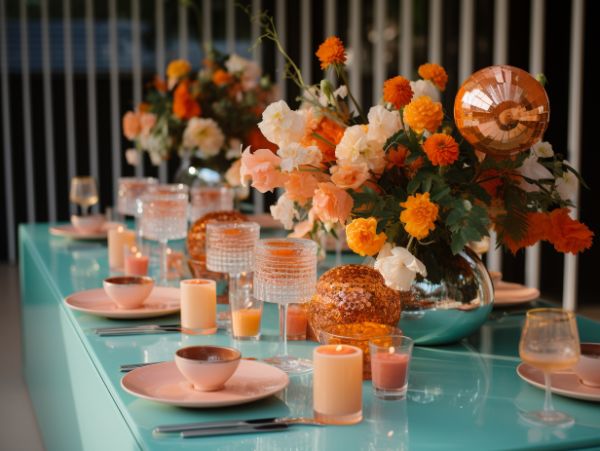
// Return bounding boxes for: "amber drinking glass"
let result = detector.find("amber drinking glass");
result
[70,176,99,216]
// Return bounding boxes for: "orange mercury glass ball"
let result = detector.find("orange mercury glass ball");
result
[454,65,550,156]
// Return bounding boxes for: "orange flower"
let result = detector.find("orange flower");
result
[400,192,439,240]
[153,76,168,93]
[284,172,319,205]
[418,63,448,91]
[301,117,345,163]
[386,145,408,169]
[383,76,414,109]
[346,217,388,257]
[246,126,278,153]
[423,133,459,166]
[403,96,443,134]
[546,208,594,254]
[167,59,191,80]
[172,80,201,120]
[316,36,346,69]
[501,212,549,254]
[212,69,232,86]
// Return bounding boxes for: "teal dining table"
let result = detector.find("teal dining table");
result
[19,223,600,451]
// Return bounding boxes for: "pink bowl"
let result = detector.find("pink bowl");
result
[575,343,600,388]
[175,346,241,391]
[71,214,106,233]
[103,276,154,309]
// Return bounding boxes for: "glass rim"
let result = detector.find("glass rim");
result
[206,221,260,231]
[256,237,318,250]
[319,326,402,342]
[525,308,575,319]
[140,192,189,201]
[71,175,95,182]
[368,334,413,345]
[118,176,158,183]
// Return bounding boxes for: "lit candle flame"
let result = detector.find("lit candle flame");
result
[336,345,343,352]
[388,346,395,354]
[135,252,142,258]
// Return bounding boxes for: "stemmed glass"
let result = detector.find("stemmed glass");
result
[139,191,189,286]
[117,177,157,241]
[70,176,98,216]
[254,238,317,374]
[519,308,580,426]
[190,186,234,223]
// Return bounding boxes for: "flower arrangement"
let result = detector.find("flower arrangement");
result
[122,50,275,186]
[240,22,593,291]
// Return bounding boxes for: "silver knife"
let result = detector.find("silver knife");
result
[181,423,289,438]
[154,417,322,434]
[94,324,180,333]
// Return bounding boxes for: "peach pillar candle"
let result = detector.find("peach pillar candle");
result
[108,226,136,270]
[180,279,217,335]
[313,344,363,424]
[231,308,262,338]
[371,352,409,389]
[286,304,308,340]
[124,252,149,276]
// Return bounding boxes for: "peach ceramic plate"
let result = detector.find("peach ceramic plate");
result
[517,363,600,402]
[121,360,289,408]
[50,222,121,240]
[64,287,180,319]
[494,281,540,307]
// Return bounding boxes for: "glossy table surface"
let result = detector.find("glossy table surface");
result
[20,224,600,450]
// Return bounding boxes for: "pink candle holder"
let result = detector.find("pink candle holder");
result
[369,335,414,400]
[123,245,150,277]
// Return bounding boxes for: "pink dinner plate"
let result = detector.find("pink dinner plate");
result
[50,222,121,240]
[517,363,600,402]
[64,287,180,319]
[121,360,289,408]
[494,281,540,307]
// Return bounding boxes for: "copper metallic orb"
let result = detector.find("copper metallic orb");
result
[454,65,550,156]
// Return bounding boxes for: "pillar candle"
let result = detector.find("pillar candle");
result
[313,344,363,424]
[180,279,217,335]
[124,252,150,276]
[108,227,136,270]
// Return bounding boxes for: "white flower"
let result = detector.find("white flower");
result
[334,85,348,99]
[335,125,370,164]
[374,244,427,291]
[318,84,348,106]
[531,140,554,158]
[367,105,402,146]
[277,143,322,172]
[258,100,306,147]
[225,159,242,187]
[125,148,139,166]
[139,133,167,165]
[149,151,163,166]
[182,118,225,157]
[225,54,262,90]
[410,79,440,103]
[519,154,553,192]
[270,194,297,230]
[556,160,578,200]
[226,138,243,160]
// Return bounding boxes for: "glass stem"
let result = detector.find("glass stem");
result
[134,213,143,247]
[543,371,554,413]
[335,235,343,266]
[229,273,242,306]
[279,303,289,358]
[82,205,89,217]
[159,240,168,286]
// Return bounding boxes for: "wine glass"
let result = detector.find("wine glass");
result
[117,177,158,242]
[139,192,189,286]
[190,186,234,222]
[70,176,98,216]
[254,238,317,374]
[519,308,580,426]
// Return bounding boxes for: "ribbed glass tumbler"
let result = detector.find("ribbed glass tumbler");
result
[206,222,261,340]
[254,238,318,374]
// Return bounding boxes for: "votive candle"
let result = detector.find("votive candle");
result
[231,308,262,339]
[369,335,414,400]
[286,304,308,340]
[108,226,136,270]
[313,344,363,424]
[180,279,217,335]
[124,251,149,276]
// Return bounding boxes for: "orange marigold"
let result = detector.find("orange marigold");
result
[383,76,414,109]
[166,59,191,80]
[301,117,345,163]
[153,76,168,93]
[386,145,409,169]
[423,133,459,166]
[212,69,232,86]
[546,208,594,254]
[172,80,201,120]
[316,36,346,69]
[501,212,549,254]
[418,63,448,91]
[346,217,388,257]
[403,96,443,134]
[400,192,439,240]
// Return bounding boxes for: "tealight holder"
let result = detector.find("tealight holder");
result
[369,335,414,400]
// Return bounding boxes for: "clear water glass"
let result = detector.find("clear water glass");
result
[140,192,189,286]
[70,176,99,216]
[254,238,317,374]
[190,186,235,223]
[117,177,158,242]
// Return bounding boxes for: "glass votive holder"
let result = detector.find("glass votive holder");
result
[286,303,308,341]
[180,279,217,335]
[230,295,263,341]
[123,244,150,276]
[319,323,402,380]
[369,335,414,400]
[190,186,235,223]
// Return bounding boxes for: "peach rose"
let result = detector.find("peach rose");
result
[311,182,353,225]
[139,113,156,138]
[122,111,141,140]
[330,163,370,190]
[284,172,319,205]
[289,211,316,238]
[240,147,287,193]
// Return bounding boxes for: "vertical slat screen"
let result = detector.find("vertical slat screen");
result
[85,0,100,210]
[524,0,545,290]
[251,0,264,214]
[178,3,188,59]
[458,0,474,82]
[349,0,362,106]
[20,0,35,222]
[0,0,15,261]
[226,0,235,54]
[40,0,57,222]
[63,0,77,215]
[373,0,386,102]
[275,0,286,100]
[300,0,312,85]
[428,0,442,63]
[400,0,413,77]
[132,0,143,177]
[325,0,336,84]
[108,0,121,206]
[202,0,212,48]
[563,0,586,311]
[156,0,167,183]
